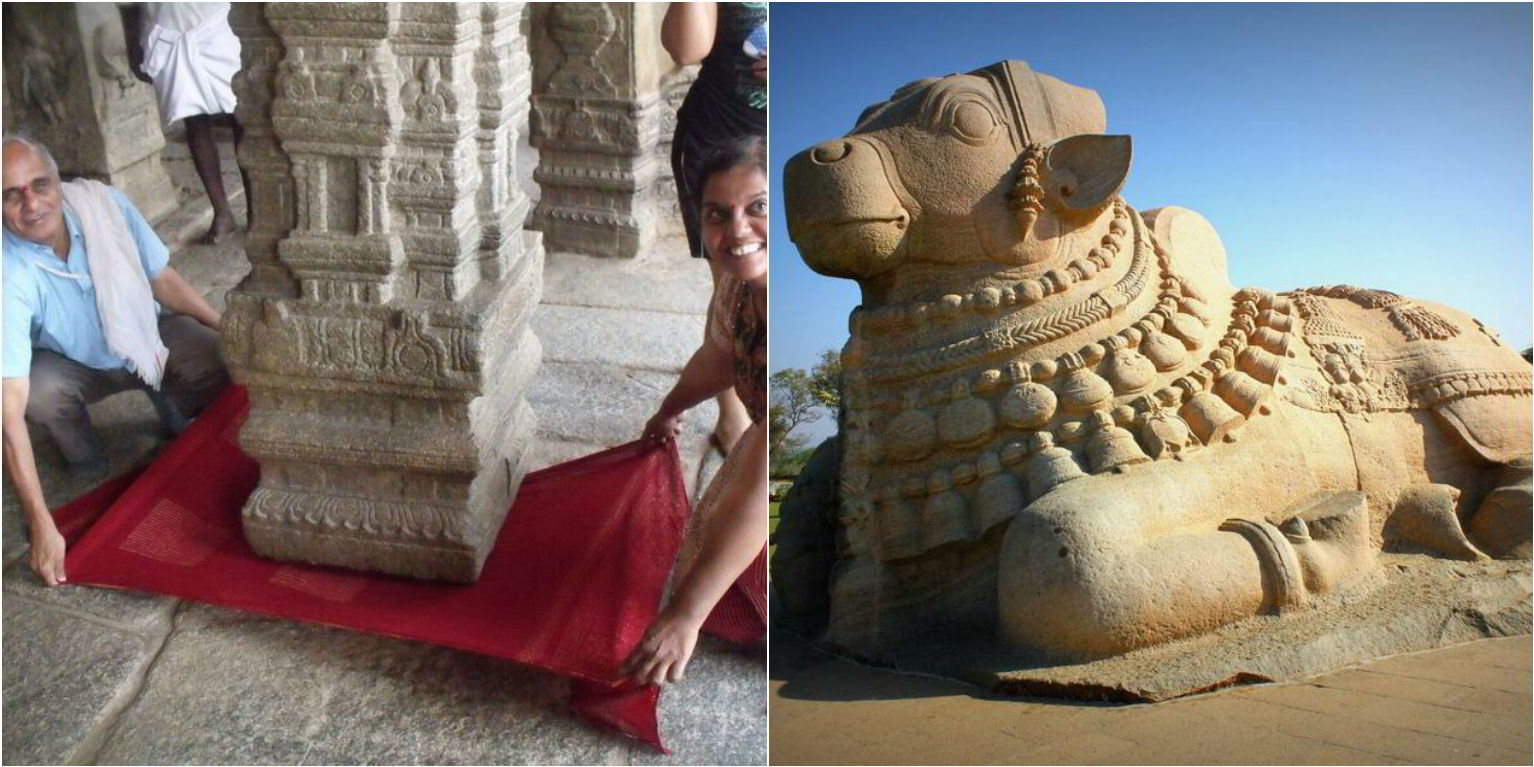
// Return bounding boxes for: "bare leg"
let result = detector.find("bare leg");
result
[186,114,236,244]
[705,256,751,454]
[230,115,251,226]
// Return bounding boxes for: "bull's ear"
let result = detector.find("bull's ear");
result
[1044,134,1131,219]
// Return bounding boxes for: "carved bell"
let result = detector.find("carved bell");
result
[1216,370,1271,417]
[922,468,974,550]
[1138,409,1195,460]
[1249,326,1291,356]
[998,381,1057,429]
[1023,432,1086,499]
[874,494,923,561]
[974,452,1025,530]
[1103,347,1156,394]
[1179,390,1245,444]
[1057,364,1113,413]
[937,380,997,448]
[1140,331,1187,371]
[1164,312,1205,350]
[1085,411,1151,474]
[1258,309,1294,333]
[884,390,937,462]
[1238,346,1283,385]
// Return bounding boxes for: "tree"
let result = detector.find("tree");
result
[769,349,845,473]
[806,348,842,415]
[770,367,819,458]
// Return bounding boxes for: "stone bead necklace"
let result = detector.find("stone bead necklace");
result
[851,200,1135,337]
[844,206,1302,520]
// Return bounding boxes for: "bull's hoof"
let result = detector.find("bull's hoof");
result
[1386,484,1488,561]
[1221,517,1308,613]
[1275,491,1378,596]
[1469,460,1532,559]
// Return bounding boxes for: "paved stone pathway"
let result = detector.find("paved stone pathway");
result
[3,137,765,765]
[770,626,1531,765]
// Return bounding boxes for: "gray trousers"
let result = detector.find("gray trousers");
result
[25,314,229,473]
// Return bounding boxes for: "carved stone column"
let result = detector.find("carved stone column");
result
[1,3,179,222]
[222,2,543,583]
[529,3,667,258]
[655,65,699,238]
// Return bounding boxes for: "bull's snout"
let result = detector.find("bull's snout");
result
[784,136,909,280]
[808,140,854,165]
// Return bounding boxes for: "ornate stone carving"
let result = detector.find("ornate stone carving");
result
[223,3,543,583]
[1,4,177,222]
[780,60,1532,673]
[528,3,665,258]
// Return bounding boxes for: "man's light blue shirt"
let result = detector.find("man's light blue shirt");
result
[3,187,169,379]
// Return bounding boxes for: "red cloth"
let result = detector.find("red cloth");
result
[57,386,716,752]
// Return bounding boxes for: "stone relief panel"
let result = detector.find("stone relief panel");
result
[2,3,177,222]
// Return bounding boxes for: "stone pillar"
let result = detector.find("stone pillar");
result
[222,2,543,583]
[1,3,179,222]
[655,64,699,239]
[529,2,667,258]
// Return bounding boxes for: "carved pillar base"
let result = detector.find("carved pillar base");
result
[531,95,661,258]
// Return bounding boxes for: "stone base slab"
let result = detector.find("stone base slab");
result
[829,554,1532,703]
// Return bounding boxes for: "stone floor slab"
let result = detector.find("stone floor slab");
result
[542,239,712,316]
[532,304,705,373]
[529,362,716,448]
[632,638,767,766]
[3,560,176,633]
[2,596,163,765]
[96,604,629,766]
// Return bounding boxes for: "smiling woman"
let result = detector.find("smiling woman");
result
[627,133,769,687]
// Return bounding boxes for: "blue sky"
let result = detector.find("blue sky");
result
[769,2,1533,444]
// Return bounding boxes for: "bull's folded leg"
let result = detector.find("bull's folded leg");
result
[1385,484,1488,561]
[1001,489,1384,659]
[1000,513,1270,659]
[1469,458,1532,559]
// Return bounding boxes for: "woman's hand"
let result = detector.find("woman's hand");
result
[642,407,683,445]
[621,606,703,686]
[752,56,766,82]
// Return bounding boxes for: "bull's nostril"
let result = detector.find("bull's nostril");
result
[811,141,853,164]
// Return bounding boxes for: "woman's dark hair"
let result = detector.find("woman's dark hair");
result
[691,132,766,212]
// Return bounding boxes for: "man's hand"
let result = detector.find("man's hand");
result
[4,377,66,586]
[29,526,67,586]
[150,267,222,330]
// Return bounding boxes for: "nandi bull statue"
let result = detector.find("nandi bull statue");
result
[778,60,1531,673]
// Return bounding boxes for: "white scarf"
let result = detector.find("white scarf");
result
[58,179,168,388]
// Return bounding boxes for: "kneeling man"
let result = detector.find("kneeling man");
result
[2,136,228,586]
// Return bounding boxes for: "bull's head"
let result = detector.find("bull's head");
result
[786,61,1130,297]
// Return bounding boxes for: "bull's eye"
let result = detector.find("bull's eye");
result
[950,100,997,144]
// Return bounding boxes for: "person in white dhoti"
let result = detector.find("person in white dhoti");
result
[122,2,245,244]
